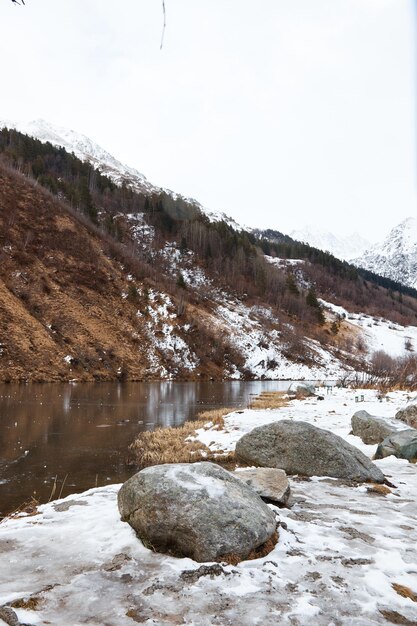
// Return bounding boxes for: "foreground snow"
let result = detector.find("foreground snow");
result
[1,389,417,625]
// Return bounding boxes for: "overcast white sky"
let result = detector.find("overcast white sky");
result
[0,0,415,241]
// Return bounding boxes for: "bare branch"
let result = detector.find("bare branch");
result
[160,0,166,50]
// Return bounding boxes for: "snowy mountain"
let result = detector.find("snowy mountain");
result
[290,226,371,261]
[0,118,243,228]
[0,118,156,193]
[1,119,417,384]
[354,217,417,289]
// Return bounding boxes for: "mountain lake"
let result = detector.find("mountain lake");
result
[0,380,316,516]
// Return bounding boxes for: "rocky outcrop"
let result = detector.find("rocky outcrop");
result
[118,462,277,563]
[374,429,417,462]
[395,398,417,429]
[351,410,401,445]
[235,420,384,483]
[234,468,290,505]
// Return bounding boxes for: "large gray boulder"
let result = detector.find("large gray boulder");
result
[287,382,316,397]
[235,420,384,483]
[395,398,417,429]
[118,462,277,563]
[374,429,417,462]
[234,468,290,505]
[351,410,402,445]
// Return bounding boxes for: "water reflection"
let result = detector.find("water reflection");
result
[0,380,292,515]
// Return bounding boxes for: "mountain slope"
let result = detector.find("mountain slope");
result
[0,165,159,382]
[0,163,346,382]
[1,124,417,382]
[0,118,244,229]
[354,217,417,289]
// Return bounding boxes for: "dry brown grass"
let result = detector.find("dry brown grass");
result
[392,583,417,603]
[11,596,41,610]
[248,391,289,410]
[379,609,417,625]
[366,484,392,496]
[196,407,235,425]
[0,496,39,523]
[129,414,236,471]
[219,530,279,565]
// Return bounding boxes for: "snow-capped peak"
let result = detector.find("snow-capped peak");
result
[289,225,371,261]
[354,217,417,289]
[0,117,156,193]
[391,217,417,254]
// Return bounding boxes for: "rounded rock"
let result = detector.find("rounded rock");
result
[118,462,277,563]
[235,420,384,483]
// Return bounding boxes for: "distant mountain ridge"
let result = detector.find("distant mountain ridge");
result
[354,217,417,290]
[289,226,371,261]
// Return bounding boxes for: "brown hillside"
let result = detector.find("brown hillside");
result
[0,166,216,382]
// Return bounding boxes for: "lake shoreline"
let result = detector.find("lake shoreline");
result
[1,387,416,625]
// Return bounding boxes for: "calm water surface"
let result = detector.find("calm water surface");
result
[0,381,295,516]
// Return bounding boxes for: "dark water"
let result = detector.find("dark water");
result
[0,381,294,516]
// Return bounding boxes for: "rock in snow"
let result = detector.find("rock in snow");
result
[374,429,417,462]
[351,410,402,445]
[0,606,19,626]
[118,462,277,563]
[287,382,316,397]
[235,420,385,483]
[395,397,417,429]
[234,468,290,506]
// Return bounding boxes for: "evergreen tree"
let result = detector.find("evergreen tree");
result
[176,272,186,289]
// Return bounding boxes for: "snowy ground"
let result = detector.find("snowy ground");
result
[214,300,345,380]
[321,300,417,358]
[265,255,305,267]
[1,389,416,625]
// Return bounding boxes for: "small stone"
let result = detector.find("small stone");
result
[234,467,290,505]
[180,564,227,584]
[0,606,19,626]
[396,398,417,429]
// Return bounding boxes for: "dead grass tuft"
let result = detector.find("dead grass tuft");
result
[1,496,40,523]
[196,407,234,425]
[11,596,41,610]
[129,416,236,471]
[392,583,417,603]
[248,391,289,410]
[379,609,417,625]
[367,484,392,496]
[219,530,279,566]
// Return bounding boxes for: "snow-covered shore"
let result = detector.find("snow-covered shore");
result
[1,388,416,625]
